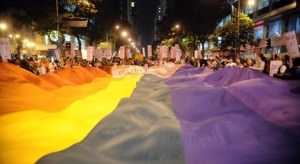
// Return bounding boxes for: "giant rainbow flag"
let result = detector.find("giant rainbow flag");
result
[0,63,299,164]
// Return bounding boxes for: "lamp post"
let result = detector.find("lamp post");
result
[55,0,59,32]
[235,0,241,59]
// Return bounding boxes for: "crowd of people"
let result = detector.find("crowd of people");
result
[5,53,151,75]
[2,52,300,80]
[185,53,300,80]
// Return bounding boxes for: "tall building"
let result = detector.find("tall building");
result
[119,0,136,26]
[153,0,168,42]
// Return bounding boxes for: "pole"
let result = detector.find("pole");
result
[56,0,59,32]
[236,0,240,58]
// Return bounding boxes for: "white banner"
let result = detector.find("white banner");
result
[284,31,300,57]
[70,42,75,58]
[0,38,11,61]
[107,46,112,58]
[147,45,152,57]
[269,60,283,77]
[175,47,182,62]
[104,46,112,59]
[142,47,146,57]
[81,49,87,59]
[194,50,200,59]
[171,46,176,59]
[160,45,169,59]
[94,48,102,60]
[118,46,125,59]
[126,48,132,58]
[87,46,94,61]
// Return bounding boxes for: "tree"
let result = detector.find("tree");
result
[212,13,255,52]
[0,0,98,55]
[87,0,134,48]
[156,0,231,57]
[40,0,98,54]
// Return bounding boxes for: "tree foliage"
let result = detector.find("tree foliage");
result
[212,13,255,50]
[87,0,134,46]
[156,0,232,55]
[0,0,97,40]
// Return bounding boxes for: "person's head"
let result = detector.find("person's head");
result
[235,58,241,64]
[246,58,253,66]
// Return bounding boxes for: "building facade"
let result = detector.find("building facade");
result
[153,0,168,42]
[119,0,136,27]
[210,0,300,57]
[250,0,300,54]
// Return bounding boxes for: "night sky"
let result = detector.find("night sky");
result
[134,0,159,46]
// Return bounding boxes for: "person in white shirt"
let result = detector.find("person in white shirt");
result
[251,54,265,72]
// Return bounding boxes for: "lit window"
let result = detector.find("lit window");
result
[254,26,264,39]
[204,41,208,50]
[296,16,300,33]
[268,20,281,38]
[245,6,254,15]
[258,0,269,10]
[64,34,71,42]
[131,1,135,7]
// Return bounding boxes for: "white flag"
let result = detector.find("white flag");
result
[0,38,11,61]
[87,46,94,61]
[284,31,300,57]
[147,45,152,57]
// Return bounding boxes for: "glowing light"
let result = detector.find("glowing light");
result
[131,1,135,7]
[175,24,180,29]
[128,38,132,42]
[0,23,7,30]
[23,39,29,43]
[121,31,128,38]
[115,25,120,30]
[248,0,255,6]
[26,41,35,48]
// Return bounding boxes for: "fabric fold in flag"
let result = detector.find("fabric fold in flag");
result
[37,75,185,164]
[167,66,300,164]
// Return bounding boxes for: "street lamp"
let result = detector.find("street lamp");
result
[0,23,7,31]
[0,23,7,37]
[121,30,128,38]
[248,0,255,7]
[9,34,20,39]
